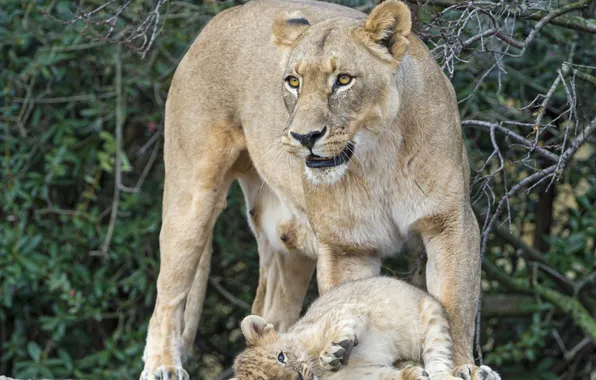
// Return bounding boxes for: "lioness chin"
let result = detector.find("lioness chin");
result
[140,0,497,379]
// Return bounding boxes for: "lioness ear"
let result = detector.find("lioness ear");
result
[240,315,277,346]
[272,11,310,47]
[355,0,411,63]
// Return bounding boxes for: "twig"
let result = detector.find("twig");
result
[209,277,251,311]
[12,92,116,104]
[120,135,161,194]
[100,47,125,258]
[564,337,592,360]
[480,116,596,259]
[463,120,560,161]
[215,366,235,380]
[518,0,596,56]
[42,0,171,57]
[405,0,596,34]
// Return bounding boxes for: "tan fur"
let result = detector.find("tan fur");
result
[232,277,460,380]
[140,1,499,379]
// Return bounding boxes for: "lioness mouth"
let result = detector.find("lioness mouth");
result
[306,142,354,169]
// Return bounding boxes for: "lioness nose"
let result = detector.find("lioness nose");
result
[290,126,327,149]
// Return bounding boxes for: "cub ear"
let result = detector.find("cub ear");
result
[355,0,412,64]
[272,11,311,47]
[240,315,277,346]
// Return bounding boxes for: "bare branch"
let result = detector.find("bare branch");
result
[209,278,251,311]
[100,48,125,258]
[42,0,173,57]
[463,120,560,162]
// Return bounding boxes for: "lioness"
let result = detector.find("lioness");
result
[141,0,496,379]
[233,277,468,380]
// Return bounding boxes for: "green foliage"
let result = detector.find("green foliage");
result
[1,0,595,379]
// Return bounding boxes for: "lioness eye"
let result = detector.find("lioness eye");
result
[277,351,286,364]
[286,76,300,89]
[336,74,352,86]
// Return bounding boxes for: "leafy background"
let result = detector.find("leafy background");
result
[1,0,594,379]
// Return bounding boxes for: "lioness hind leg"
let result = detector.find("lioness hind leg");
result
[180,234,213,355]
[238,173,315,331]
[259,249,315,331]
[142,116,245,378]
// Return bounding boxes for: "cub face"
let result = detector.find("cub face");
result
[232,316,315,380]
[272,1,412,185]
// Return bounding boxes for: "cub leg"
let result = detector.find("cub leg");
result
[317,305,369,372]
[141,119,244,380]
[418,297,458,380]
[326,363,429,380]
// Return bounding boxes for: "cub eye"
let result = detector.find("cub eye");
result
[336,74,353,86]
[286,76,300,89]
[277,351,286,364]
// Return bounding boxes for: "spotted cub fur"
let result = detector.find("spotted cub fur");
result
[231,277,465,380]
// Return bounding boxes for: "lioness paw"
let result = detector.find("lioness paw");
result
[452,364,500,380]
[319,337,356,372]
[399,364,429,380]
[140,366,190,380]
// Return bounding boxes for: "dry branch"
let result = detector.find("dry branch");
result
[99,48,124,258]
[42,0,172,57]
[483,260,596,341]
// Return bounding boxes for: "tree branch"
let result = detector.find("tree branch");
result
[406,0,596,34]
[463,120,560,162]
[99,48,124,258]
[483,260,596,341]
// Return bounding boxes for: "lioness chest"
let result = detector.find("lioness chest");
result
[253,154,431,257]
[301,169,432,255]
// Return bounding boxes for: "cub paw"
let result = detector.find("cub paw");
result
[400,364,429,380]
[140,366,190,380]
[319,337,357,372]
[452,364,501,380]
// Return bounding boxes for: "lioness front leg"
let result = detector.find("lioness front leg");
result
[316,244,381,293]
[318,304,369,372]
[417,206,500,380]
[141,119,244,379]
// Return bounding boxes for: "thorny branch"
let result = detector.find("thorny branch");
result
[43,0,171,58]
[408,0,596,77]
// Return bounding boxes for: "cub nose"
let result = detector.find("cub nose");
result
[290,126,327,149]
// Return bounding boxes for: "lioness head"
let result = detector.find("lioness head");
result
[231,315,316,380]
[273,0,411,185]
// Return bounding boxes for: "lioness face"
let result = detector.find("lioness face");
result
[273,2,412,185]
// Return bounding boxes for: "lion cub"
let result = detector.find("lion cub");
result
[232,277,460,380]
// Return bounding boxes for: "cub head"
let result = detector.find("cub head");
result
[231,315,315,380]
[272,0,412,185]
